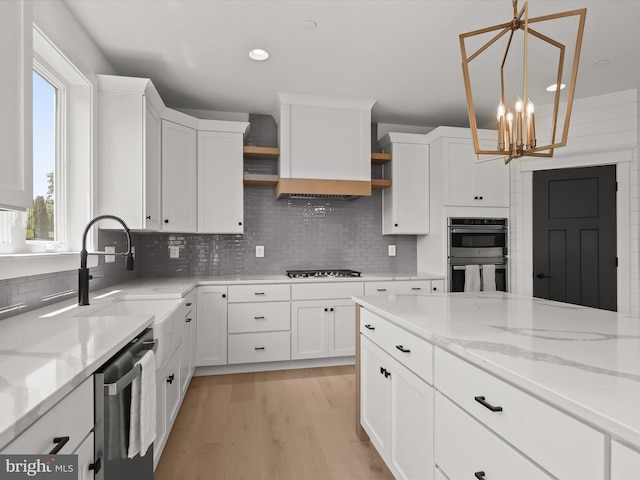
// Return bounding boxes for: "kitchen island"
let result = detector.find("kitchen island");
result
[354,292,640,480]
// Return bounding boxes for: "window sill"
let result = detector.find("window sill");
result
[0,252,97,280]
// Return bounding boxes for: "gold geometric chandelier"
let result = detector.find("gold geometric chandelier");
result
[460,1,586,164]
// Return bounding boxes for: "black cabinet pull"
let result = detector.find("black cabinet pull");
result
[432,287,437,291]
[380,367,385,375]
[384,370,391,378]
[146,215,151,220]
[222,293,226,298]
[395,345,411,353]
[49,436,70,454]
[164,219,169,223]
[364,324,375,330]
[185,318,192,323]
[324,308,328,312]
[474,472,486,480]
[376,288,387,292]
[474,396,503,412]
[254,316,265,320]
[330,307,334,312]
[167,374,175,384]
[474,196,479,200]
[479,196,484,200]
[255,346,265,350]
[186,302,192,307]
[394,223,398,227]
[89,458,102,474]
[411,287,421,291]
[254,292,265,295]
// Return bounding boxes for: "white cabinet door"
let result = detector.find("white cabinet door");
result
[196,286,228,366]
[197,130,244,233]
[162,120,197,232]
[330,303,356,356]
[443,137,509,208]
[382,141,430,235]
[74,432,95,480]
[291,302,328,359]
[611,441,640,480]
[98,76,163,230]
[179,316,191,395]
[0,0,32,211]
[391,360,434,480]
[361,336,392,455]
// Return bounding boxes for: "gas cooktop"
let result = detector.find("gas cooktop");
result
[286,269,362,279]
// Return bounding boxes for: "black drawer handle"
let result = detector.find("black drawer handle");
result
[364,324,375,330]
[379,367,391,378]
[185,318,192,323]
[376,288,387,292]
[474,472,486,480]
[49,436,70,454]
[146,215,151,220]
[167,374,175,384]
[411,287,421,291]
[474,396,503,412]
[255,346,265,350]
[186,302,192,307]
[395,345,411,353]
[254,292,265,295]
[254,316,265,320]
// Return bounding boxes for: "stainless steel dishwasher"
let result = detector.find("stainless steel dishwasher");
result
[93,328,156,480]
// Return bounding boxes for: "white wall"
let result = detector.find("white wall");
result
[509,89,639,314]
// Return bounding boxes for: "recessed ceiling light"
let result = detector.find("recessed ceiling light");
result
[249,48,270,61]
[303,20,318,30]
[594,59,610,68]
[546,83,566,92]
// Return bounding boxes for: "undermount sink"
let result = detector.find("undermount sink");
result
[74,298,182,372]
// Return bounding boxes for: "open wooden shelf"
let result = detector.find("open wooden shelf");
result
[243,173,279,186]
[371,152,392,164]
[371,179,392,189]
[243,146,280,159]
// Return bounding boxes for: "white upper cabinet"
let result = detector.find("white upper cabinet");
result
[427,127,509,209]
[161,116,197,232]
[98,75,164,229]
[277,92,375,181]
[379,133,430,235]
[0,0,32,211]
[197,121,248,234]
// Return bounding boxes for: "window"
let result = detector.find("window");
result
[0,25,92,278]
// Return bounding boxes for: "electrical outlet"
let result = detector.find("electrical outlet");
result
[169,246,180,259]
[256,245,264,258]
[105,245,115,263]
[388,245,397,256]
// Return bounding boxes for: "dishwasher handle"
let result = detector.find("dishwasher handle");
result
[104,339,158,396]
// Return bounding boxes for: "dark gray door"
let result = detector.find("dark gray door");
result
[533,165,617,311]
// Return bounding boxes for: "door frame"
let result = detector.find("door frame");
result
[519,148,632,313]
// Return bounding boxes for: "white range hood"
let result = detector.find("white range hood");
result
[275,92,376,199]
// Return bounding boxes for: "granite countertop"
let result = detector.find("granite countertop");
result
[0,272,441,450]
[353,292,640,447]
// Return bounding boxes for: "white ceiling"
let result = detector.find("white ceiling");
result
[64,0,640,128]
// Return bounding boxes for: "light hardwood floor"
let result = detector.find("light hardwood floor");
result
[154,366,393,480]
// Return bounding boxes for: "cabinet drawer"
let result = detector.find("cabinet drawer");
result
[2,376,94,454]
[364,280,431,296]
[435,348,604,479]
[435,392,551,480]
[228,331,291,364]
[182,289,196,312]
[228,301,290,333]
[360,309,433,385]
[291,282,364,300]
[228,284,290,303]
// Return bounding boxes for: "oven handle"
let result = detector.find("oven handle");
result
[452,265,507,270]
[450,227,506,234]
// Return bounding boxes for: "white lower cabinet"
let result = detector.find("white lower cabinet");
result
[154,345,180,461]
[291,300,356,359]
[75,432,95,480]
[435,392,550,480]
[228,331,291,364]
[364,279,445,296]
[361,336,434,480]
[611,440,640,479]
[196,286,228,366]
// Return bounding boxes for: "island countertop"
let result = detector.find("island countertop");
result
[353,292,640,448]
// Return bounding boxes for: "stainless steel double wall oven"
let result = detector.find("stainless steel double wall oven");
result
[448,218,508,292]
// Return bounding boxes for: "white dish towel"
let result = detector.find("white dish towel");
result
[482,264,497,292]
[464,265,481,292]
[128,350,156,458]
